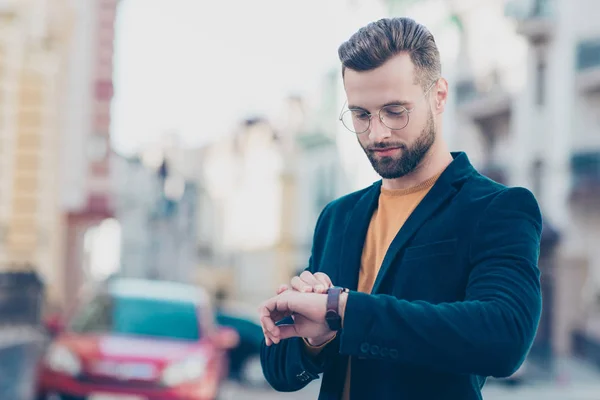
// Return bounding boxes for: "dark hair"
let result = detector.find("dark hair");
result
[338,17,441,89]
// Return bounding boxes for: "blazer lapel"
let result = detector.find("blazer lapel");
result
[336,181,381,291]
[370,152,474,294]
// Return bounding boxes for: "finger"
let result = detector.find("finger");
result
[300,271,321,288]
[267,322,281,338]
[264,334,272,346]
[313,272,333,293]
[260,318,277,346]
[260,298,292,336]
[277,284,289,295]
[259,304,278,334]
[260,314,277,336]
[261,320,277,346]
[277,324,300,341]
[260,292,294,334]
[262,322,281,345]
[291,276,312,293]
[261,321,271,346]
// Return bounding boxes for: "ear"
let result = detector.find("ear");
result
[432,78,448,115]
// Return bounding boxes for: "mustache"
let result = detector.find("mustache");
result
[367,143,406,151]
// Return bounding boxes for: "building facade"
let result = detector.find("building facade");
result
[61,0,118,308]
[0,0,74,307]
[113,149,198,284]
[388,0,600,362]
[0,0,120,310]
[191,86,346,306]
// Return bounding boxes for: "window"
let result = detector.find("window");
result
[70,294,201,341]
[535,60,546,107]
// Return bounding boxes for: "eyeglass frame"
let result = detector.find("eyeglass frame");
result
[338,79,439,134]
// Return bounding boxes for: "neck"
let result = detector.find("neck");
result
[381,140,453,190]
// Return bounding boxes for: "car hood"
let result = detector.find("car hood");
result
[58,333,209,363]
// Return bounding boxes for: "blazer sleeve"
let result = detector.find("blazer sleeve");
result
[338,187,543,378]
[260,203,339,391]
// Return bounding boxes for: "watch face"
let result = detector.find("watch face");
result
[325,310,341,331]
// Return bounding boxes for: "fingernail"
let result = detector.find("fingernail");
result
[315,285,324,292]
[302,286,312,292]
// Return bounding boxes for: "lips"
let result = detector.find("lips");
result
[371,147,401,156]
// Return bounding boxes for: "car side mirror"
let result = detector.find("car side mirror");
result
[213,327,240,350]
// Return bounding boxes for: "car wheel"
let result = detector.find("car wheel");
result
[240,354,266,387]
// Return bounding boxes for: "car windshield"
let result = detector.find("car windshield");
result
[70,294,201,341]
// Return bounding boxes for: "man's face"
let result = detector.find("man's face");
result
[343,53,437,179]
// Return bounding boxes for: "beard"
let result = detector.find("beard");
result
[361,109,436,179]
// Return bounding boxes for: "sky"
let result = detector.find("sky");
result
[110,0,388,155]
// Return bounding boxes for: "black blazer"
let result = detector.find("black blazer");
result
[261,152,543,400]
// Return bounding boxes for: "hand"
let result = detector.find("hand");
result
[259,290,331,346]
[272,272,335,346]
[277,271,333,295]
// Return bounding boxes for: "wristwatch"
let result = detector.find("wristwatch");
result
[325,286,347,331]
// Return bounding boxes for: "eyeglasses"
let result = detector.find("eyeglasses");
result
[338,80,437,134]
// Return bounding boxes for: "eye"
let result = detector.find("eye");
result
[382,105,407,119]
[351,110,370,120]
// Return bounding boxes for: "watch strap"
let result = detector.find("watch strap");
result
[325,286,346,331]
[327,287,343,313]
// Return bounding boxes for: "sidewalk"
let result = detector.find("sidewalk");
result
[484,356,600,399]
[552,356,600,385]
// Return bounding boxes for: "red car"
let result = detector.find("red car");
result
[37,278,239,400]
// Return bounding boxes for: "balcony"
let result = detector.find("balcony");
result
[455,73,512,130]
[576,38,600,94]
[505,0,555,44]
[569,151,600,205]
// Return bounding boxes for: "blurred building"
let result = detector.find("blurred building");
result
[467,0,600,365]
[389,0,600,366]
[113,150,198,284]
[287,73,348,274]
[507,0,600,365]
[111,153,161,279]
[0,0,119,310]
[189,81,347,305]
[61,0,118,308]
[195,118,289,304]
[0,0,74,306]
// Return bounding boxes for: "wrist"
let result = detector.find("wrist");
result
[306,331,336,347]
[339,291,348,327]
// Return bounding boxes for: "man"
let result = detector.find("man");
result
[259,17,542,400]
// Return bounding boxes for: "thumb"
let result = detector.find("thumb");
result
[276,324,300,341]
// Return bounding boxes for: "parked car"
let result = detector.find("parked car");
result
[215,308,265,387]
[37,278,239,400]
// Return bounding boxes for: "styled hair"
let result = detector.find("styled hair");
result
[338,17,441,89]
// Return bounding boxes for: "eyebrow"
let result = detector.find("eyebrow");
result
[348,100,412,111]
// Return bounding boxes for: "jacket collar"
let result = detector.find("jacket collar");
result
[336,152,476,293]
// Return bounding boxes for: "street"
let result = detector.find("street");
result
[483,383,600,400]
[220,356,600,399]
[221,381,600,400]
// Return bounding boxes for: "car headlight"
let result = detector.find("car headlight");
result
[44,344,82,376]
[161,356,208,387]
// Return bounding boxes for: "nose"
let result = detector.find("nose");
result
[368,115,391,141]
